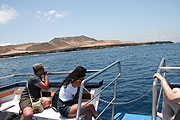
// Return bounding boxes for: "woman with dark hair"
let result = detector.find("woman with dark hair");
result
[57,66,101,120]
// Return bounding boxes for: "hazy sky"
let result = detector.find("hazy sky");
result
[0,0,180,46]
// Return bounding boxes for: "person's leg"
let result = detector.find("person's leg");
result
[19,98,34,120]
[172,88,180,93]
[40,97,52,108]
[23,107,33,120]
[161,88,180,120]
[68,102,100,120]
[162,97,174,120]
[82,110,93,120]
[157,112,163,120]
[82,102,100,119]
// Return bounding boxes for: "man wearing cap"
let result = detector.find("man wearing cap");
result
[19,63,52,120]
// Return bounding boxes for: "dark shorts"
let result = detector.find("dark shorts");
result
[19,97,38,111]
[57,98,73,117]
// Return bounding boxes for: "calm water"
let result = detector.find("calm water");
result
[0,43,180,119]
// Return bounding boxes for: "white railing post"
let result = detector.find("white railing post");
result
[111,61,121,120]
[76,81,85,119]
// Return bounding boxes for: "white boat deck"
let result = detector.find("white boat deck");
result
[0,100,85,120]
[0,83,102,120]
[0,100,20,114]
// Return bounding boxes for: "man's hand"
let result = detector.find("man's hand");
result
[43,71,48,75]
[68,70,73,74]
[153,73,164,81]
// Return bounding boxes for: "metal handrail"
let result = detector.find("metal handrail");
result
[152,58,166,120]
[160,67,180,70]
[76,61,121,120]
[0,70,100,80]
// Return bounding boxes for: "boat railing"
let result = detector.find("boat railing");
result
[152,58,180,120]
[0,70,101,80]
[76,60,121,120]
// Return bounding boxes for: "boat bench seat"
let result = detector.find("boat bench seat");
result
[170,79,180,89]
[0,100,20,114]
[0,100,85,120]
[34,107,85,120]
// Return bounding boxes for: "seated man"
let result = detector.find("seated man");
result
[19,63,52,120]
[153,73,180,120]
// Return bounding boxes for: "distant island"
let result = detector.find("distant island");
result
[0,35,174,58]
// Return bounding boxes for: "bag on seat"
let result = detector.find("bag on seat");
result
[52,89,60,110]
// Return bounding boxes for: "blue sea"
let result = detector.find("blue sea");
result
[0,43,180,119]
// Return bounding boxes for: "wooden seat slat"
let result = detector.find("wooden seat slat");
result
[0,89,14,98]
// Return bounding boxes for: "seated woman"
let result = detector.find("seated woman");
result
[57,66,101,120]
[153,73,180,120]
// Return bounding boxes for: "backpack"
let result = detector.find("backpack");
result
[52,89,60,110]
[0,111,21,120]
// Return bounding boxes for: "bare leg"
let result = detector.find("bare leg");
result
[83,110,93,120]
[23,107,33,120]
[161,88,180,120]
[68,102,101,120]
[157,112,163,120]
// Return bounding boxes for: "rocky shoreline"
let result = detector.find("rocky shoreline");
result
[0,41,174,58]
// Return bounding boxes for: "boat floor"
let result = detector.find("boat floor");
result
[0,100,85,120]
[114,113,161,120]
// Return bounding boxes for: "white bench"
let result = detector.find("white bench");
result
[34,107,85,120]
[0,100,20,114]
[0,100,85,120]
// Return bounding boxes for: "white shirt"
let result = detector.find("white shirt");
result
[59,83,77,102]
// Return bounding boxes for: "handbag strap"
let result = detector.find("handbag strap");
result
[26,82,42,104]
[26,82,33,104]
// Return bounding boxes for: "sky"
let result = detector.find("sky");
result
[0,0,180,46]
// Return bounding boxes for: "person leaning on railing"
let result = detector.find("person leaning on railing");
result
[19,63,52,120]
[153,73,180,120]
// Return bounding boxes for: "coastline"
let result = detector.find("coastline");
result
[0,41,174,58]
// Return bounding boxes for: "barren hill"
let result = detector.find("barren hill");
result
[0,35,173,58]
[0,35,137,55]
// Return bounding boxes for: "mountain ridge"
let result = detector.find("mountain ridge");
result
[0,35,174,58]
[0,35,133,55]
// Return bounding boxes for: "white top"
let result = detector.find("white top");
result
[59,83,78,102]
